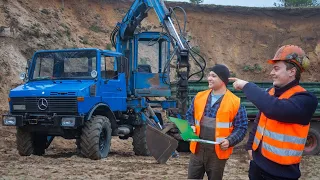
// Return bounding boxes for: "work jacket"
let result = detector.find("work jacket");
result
[252,85,309,165]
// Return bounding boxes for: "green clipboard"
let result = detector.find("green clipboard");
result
[168,117,220,144]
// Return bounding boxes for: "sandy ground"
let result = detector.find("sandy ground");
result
[0,124,319,180]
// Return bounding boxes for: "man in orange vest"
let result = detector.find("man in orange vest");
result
[230,45,318,180]
[186,64,248,180]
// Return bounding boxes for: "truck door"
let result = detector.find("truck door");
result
[99,55,127,111]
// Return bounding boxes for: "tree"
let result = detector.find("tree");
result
[190,0,204,4]
[274,0,320,7]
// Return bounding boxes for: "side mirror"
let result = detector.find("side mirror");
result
[20,59,31,82]
[26,59,31,71]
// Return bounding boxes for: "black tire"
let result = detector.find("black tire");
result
[80,115,112,160]
[177,140,190,152]
[76,138,81,154]
[16,128,47,156]
[304,127,320,155]
[33,135,47,155]
[132,125,150,156]
[16,128,34,156]
[167,126,190,152]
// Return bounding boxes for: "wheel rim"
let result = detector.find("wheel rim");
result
[305,134,317,152]
[99,128,107,152]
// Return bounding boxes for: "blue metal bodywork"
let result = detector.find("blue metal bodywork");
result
[9,48,128,116]
[4,0,184,142]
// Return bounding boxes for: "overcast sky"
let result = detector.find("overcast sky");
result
[166,0,276,7]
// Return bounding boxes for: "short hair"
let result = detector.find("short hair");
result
[285,61,301,81]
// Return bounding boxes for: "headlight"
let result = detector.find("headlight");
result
[61,117,76,127]
[3,116,16,126]
[13,105,26,110]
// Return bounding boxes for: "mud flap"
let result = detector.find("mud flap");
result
[146,124,178,164]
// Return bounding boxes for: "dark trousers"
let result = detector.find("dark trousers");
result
[188,145,227,180]
[249,160,298,180]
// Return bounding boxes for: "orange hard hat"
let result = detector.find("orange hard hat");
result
[267,45,310,72]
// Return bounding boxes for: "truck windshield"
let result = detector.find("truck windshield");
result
[31,50,97,80]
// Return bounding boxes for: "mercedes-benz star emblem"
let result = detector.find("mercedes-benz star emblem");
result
[38,98,48,110]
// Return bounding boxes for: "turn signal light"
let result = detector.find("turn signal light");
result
[77,97,84,102]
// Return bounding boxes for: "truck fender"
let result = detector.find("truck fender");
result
[86,103,117,133]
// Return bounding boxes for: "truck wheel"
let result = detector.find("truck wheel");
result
[177,140,190,152]
[132,125,150,156]
[304,127,320,155]
[16,128,34,156]
[33,135,47,155]
[80,115,112,160]
[16,128,47,156]
[167,127,190,152]
[76,139,81,154]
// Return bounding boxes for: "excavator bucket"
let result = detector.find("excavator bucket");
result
[146,124,178,164]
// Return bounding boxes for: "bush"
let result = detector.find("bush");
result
[242,64,262,73]
[89,25,103,33]
[106,43,112,50]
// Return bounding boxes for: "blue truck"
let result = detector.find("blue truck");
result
[2,0,205,162]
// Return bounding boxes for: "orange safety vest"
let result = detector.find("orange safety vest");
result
[190,89,240,159]
[252,85,310,165]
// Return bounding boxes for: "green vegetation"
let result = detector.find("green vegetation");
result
[274,0,320,7]
[89,25,103,33]
[189,0,204,4]
[243,64,262,73]
[106,43,112,50]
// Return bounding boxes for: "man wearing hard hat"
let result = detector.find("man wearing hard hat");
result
[230,45,318,180]
[186,64,248,180]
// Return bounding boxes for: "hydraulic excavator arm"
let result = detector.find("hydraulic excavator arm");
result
[110,0,206,163]
[111,0,196,116]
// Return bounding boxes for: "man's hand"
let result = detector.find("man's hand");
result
[220,139,230,150]
[229,77,249,90]
[191,126,196,133]
[248,150,253,160]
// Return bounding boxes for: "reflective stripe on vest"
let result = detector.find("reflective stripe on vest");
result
[195,120,232,129]
[257,126,307,145]
[252,85,309,165]
[262,142,303,157]
[190,89,240,159]
[254,136,303,157]
[195,120,200,126]
[217,122,233,128]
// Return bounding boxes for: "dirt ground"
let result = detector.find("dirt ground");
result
[0,123,319,180]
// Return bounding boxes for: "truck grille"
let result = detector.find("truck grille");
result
[11,97,78,113]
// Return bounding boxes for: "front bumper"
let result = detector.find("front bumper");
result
[2,113,84,128]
